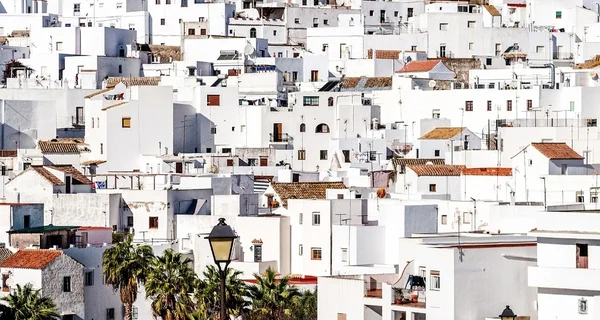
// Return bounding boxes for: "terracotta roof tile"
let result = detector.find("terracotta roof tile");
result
[367,49,402,60]
[397,60,441,73]
[419,127,465,140]
[391,158,445,171]
[31,166,65,186]
[106,77,161,88]
[38,139,89,154]
[364,77,392,88]
[531,142,584,160]
[461,167,512,176]
[341,77,361,89]
[407,165,465,176]
[101,101,128,111]
[47,165,92,185]
[0,249,62,269]
[271,181,346,207]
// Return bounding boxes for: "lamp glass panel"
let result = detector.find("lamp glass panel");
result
[210,238,234,262]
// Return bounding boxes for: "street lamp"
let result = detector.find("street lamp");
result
[499,305,517,320]
[206,218,238,320]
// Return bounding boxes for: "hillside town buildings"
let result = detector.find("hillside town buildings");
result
[2,0,600,319]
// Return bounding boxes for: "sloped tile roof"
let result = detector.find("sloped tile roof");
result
[364,77,392,88]
[342,77,361,89]
[397,60,441,73]
[101,101,128,111]
[47,165,92,185]
[484,5,501,16]
[0,249,62,269]
[367,49,402,60]
[106,77,161,88]
[419,127,465,140]
[0,248,13,264]
[461,167,512,176]
[531,143,584,160]
[38,139,88,154]
[85,87,112,99]
[391,158,445,171]
[31,166,65,186]
[407,165,465,176]
[271,181,346,207]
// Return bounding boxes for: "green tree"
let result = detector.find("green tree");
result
[102,233,154,320]
[145,249,196,320]
[1,60,31,85]
[1,283,60,320]
[290,289,317,320]
[196,265,249,318]
[248,267,300,320]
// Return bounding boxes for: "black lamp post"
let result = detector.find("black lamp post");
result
[499,305,517,320]
[206,218,238,320]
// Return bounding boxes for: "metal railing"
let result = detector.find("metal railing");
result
[553,52,574,60]
[269,133,292,143]
[490,118,597,130]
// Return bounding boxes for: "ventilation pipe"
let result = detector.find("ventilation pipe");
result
[529,63,556,89]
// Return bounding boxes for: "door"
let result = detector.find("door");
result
[175,162,183,173]
[260,157,268,166]
[76,107,83,125]
[273,123,282,142]
[65,176,72,193]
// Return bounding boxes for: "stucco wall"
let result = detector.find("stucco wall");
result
[51,193,121,229]
[42,254,85,319]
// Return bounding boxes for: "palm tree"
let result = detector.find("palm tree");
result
[103,233,154,320]
[1,283,60,320]
[290,289,317,320]
[248,267,300,320]
[145,249,196,320]
[196,265,249,318]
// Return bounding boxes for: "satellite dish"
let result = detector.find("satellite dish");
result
[428,80,437,88]
[6,278,13,286]
[590,71,597,78]
[244,43,254,55]
[335,0,344,5]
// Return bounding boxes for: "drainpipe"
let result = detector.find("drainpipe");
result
[529,63,556,89]
[0,99,4,149]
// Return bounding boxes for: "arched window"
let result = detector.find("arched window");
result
[300,123,306,132]
[315,123,330,133]
[328,97,334,106]
[250,28,257,38]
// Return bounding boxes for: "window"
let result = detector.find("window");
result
[260,157,267,166]
[74,3,80,12]
[328,96,334,106]
[579,298,588,314]
[160,18,165,25]
[433,109,440,118]
[149,217,159,229]
[310,70,319,82]
[299,213,303,224]
[207,94,220,106]
[226,159,234,166]
[495,43,501,56]
[312,212,321,225]
[156,0,160,3]
[394,11,398,17]
[506,100,512,111]
[300,123,306,132]
[320,150,328,160]
[467,21,476,28]
[434,150,440,157]
[577,243,588,269]
[201,29,206,35]
[295,18,300,24]
[487,101,492,111]
[253,244,262,262]
[100,143,103,155]
[315,123,329,133]
[429,184,437,192]
[273,30,277,36]
[527,100,533,110]
[439,23,448,31]
[463,212,472,224]
[85,271,94,286]
[55,42,63,51]
[468,42,474,51]
[536,46,545,53]
[342,150,350,163]
[250,28,256,38]
[577,191,585,203]
[561,163,567,175]
[298,150,306,160]
[127,216,134,227]
[1,274,8,292]
[369,10,374,16]
[23,215,30,228]
[106,308,115,320]
[122,117,131,128]
[439,44,446,58]
[441,215,447,225]
[465,101,473,111]
[303,96,319,106]
[181,0,187,6]
[63,277,71,292]
[292,71,298,81]
[313,18,318,27]
[311,248,322,260]
[430,271,440,290]
[341,248,348,262]
[299,244,303,255]
[556,11,562,19]
[407,7,413,17]
[324,19,329,25]
[118,65,122,73]
[166,0,171,3]
[116,2,122,8]
[458,5,467,12]
[188,28,195,35]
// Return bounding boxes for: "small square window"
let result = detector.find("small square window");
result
[122,117,131,128]
[324,19,329,25]
[467,21,476,28]
[63,276,71,292]
[369,10,374,16]
[298,149,306,160]
[434,150,440,157]
[341,248,348,262]
[149,217,159,229]
[299,244,303,255]
[160,18,166,25]
[430,271,440,290]
[106,308,115,320]
[468,42,474,50]
[441,215,447,225]
[507,100,513,111]
[312,212,321,225]
[429,184,437,192]
[311,248,322,260]
[295,18,300,24]
[556,11,562,19]
[465,101,473,111]
[394,11,398,17]
[487,101,492,111]
[320,150,328,160]
[439,23,448,31]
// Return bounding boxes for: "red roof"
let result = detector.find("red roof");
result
[0,249,62,269]
[397,60,441,73]
[531,143,583,160]
[462,168,512,176]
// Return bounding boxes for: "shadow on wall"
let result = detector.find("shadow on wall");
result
[3,123,36,149]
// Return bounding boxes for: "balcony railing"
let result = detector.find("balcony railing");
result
[393,288,426,308]
[553,52,574,60]
[269,133,292,143]
[72,116,85,128]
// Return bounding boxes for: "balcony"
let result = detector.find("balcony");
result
[393,288,426,308]
[528,266,600,291]
[72,116,85,128]
[553,52,573,60]
[269,133,292,143]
